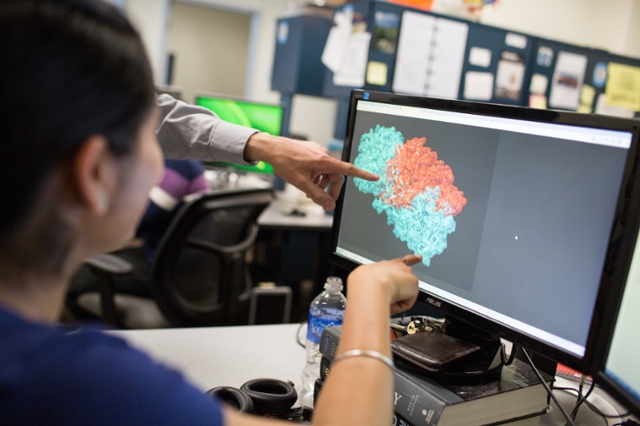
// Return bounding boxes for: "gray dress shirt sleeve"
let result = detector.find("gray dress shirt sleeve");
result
[155,94,258,164]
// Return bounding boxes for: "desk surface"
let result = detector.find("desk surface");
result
[258,195,333,231]
[109,324,306,393]
[201,174,333,231]
[205,171,274,193]
[542,376,636,426]
[109,325,638,426]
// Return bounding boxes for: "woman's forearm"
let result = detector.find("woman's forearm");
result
[311,278,396,426]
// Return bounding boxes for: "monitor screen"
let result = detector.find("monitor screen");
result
[332,90,638,370]
[194,94,284,174]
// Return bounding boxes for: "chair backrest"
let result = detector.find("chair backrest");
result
[150,188,273,327]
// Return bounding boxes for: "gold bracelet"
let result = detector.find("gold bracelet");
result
[332,349,395,371]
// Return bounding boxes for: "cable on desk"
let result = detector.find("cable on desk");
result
[500,341,517,366]
[554,383,606,426]
[577,396,628,422]
[570,379,596,422]
[296,321,306,348]
[613,420,640,426]
[521,347,577,426]
[552,385,630,425]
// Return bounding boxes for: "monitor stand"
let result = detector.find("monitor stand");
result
[395,316,505,385]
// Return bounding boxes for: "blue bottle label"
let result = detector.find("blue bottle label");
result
[307,314,343,345]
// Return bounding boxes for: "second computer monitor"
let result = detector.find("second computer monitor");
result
[595,235,640,417]
[585,169,640,417]
[195,94,284,174]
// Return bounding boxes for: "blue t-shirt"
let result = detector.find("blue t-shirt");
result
[0,307,224,426]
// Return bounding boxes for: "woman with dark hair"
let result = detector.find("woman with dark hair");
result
[0,1,421,425]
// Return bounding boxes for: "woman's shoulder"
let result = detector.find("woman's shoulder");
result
[0,309,224,426]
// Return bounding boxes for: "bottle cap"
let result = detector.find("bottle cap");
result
[324,276,343,291]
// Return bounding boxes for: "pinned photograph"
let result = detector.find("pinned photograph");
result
[537,46,553,67]
[549,51,587,110]
[372,11,400,54]
[494,51,525,101]
[592,62,608,88]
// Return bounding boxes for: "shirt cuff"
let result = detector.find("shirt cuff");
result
[209,121,259,165]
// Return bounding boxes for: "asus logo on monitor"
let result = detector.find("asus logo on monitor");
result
[426,297,441,308]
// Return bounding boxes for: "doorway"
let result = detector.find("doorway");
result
[167,2,252,103]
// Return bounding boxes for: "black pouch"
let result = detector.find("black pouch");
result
[391,331,480,372]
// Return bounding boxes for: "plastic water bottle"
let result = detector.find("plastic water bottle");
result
[299,277,347,407]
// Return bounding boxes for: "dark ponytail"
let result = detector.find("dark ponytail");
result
[0,0,156,235]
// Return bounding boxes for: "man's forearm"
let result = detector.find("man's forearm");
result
[155,94,257,163]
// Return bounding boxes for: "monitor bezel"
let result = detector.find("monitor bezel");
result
[331,89,640,372]
[583,151,640,417]
[194,92,285,136]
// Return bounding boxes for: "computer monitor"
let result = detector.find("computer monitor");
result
[194,93,284,174]
[331,90,639,372]
[155,85,183,101]
[585,183,640,417]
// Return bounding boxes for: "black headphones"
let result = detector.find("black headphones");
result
[206,378,298,416]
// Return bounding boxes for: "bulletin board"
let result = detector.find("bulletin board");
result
[458,24,533,106]
[323,1,406,98]
[272,0,640,124]
[525,38,640,117]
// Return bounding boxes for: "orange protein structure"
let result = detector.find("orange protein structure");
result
[382,137,467,216]
[354,126,467,267]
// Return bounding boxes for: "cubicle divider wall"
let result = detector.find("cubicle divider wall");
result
[272,0,640,140]
[526,38,640,117]
[458,24,533,107]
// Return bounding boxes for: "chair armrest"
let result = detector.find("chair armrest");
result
[184,224,260,256]
[83,253,133,275]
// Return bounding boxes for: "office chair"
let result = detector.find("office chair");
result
[66,188,273,328]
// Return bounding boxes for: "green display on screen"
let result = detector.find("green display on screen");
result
[195,96,284,174]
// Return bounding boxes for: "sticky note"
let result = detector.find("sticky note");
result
[469,47,492,68]
[529,74,548,94]
[605,63,640,111]
[505,33,527,49]
[529,94,547,109]
[464,71,494,100]
[605,62,640,111]
[366,61,388,86]
[580,85,595,108]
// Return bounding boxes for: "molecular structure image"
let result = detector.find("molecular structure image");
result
[354,125,467,266]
